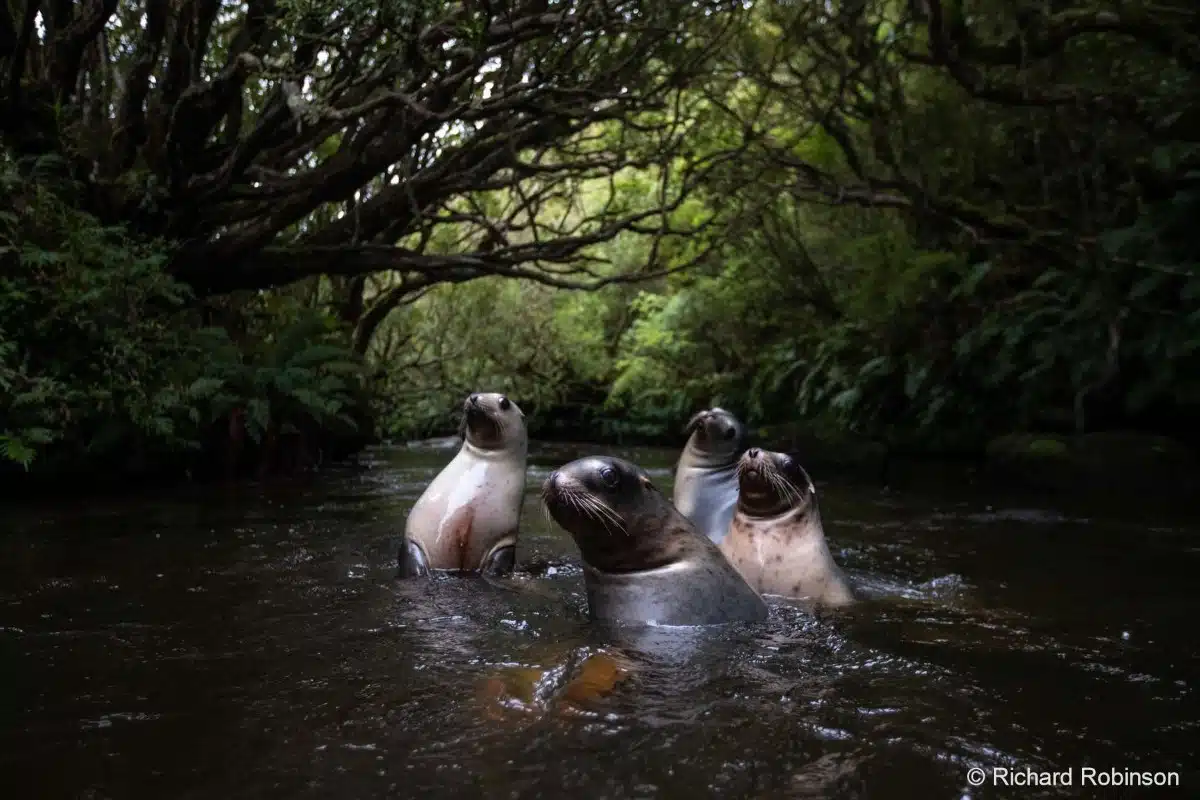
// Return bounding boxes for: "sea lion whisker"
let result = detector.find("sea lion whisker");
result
[579,495,627,536]
[760,467,789,505]
[581,494,626,536]
[770,469,804,507]
[571,497,610,535]
[556,490,617,535]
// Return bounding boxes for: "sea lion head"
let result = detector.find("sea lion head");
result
[735,448,816,518]
[682,407,746,466]
[541,456,679,572]
[459,392,527,452]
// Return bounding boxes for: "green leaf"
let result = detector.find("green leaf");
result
[830,387,861,412]
[961,261,992,294]
[22,427,57,444]
[1,437,37,469]
[859,356,890,379]
[904,365,929,399]
[1129,275,1164,300]
[1032,270,1062,289]
[188,377,226,397]
[246,398,270,433]
[288,344,354,369]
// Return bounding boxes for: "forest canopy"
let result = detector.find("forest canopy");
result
[2,0,1198,480]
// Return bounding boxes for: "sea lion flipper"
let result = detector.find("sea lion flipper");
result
[398,538,431,578]
[480,543,516,577]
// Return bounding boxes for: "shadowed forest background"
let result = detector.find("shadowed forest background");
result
[2,0,1197,491]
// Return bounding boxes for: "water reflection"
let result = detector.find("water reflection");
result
[1,442,1196,798]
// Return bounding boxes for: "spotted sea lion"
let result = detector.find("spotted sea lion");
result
[399,392,527,577]
[672,407,747,544]
[542,456,768,626]
[719,448,855,607]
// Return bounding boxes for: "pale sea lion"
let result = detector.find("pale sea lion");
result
[542,456,768,626]
[719,448,855,607]
[399,392,527,577]
[673,407,747,544]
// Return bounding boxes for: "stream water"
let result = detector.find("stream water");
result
[2,442,1197,798]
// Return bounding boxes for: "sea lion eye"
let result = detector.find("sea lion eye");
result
[723,427,735,440]
[499,397,511,410]
[599,466,618,487]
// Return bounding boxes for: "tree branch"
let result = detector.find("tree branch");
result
[5,0,39,121]
[114,1,170,172]
[915,0,1190,135]
[958,8,1200,76]
[52,0,118,104]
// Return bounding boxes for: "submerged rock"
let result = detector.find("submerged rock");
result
[985,430,1198,494]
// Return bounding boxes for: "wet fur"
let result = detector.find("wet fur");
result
[543,456,768,626]
[719,450,855,607]
[400,393,527,575]
[673,408,746,544]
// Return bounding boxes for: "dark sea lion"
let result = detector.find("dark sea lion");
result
[719,448,855,607]
[542,456,768,626]
[673,407,747,544]
[399,392,527,577]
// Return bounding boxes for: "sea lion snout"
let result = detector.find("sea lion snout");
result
[468,393,480,406]
[741,448,764,478]
[542,469,579,499]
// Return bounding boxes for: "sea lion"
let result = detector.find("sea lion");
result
[672,407,747,544]
[399,392,527,577]
[719,448,855,607]
[541,456,768,626]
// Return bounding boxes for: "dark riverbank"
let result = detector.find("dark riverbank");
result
[394,422,1200,509]
[3,424,1198,513]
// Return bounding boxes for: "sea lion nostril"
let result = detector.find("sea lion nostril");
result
[747,448,760,458]
[469,394,480,405]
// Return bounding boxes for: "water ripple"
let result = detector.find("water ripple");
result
[0,443,1195,798]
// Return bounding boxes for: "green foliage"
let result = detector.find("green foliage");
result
[6,0,1198,473]
[0,152,197,471]
[188,313,366,445]
[371,277,619,436]
[0,153,368,478]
